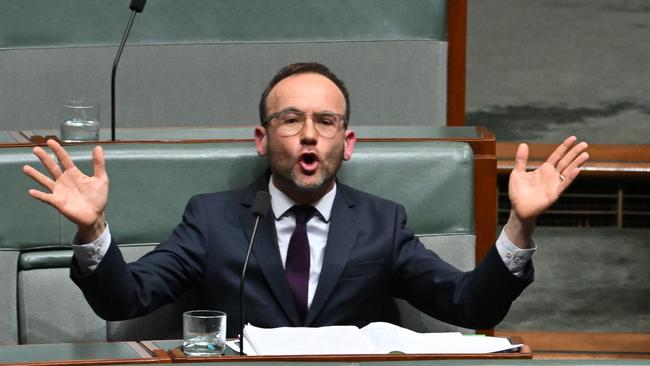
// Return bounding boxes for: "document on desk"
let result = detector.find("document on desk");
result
[241,322,522,355]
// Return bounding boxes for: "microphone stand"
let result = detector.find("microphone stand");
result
[239,191,271,356]
[239,214,261,356]
[111,1,146,141]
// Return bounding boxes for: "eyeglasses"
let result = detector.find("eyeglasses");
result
[264,110,346,138]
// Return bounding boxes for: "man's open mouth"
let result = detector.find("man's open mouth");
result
[299,152,319,171]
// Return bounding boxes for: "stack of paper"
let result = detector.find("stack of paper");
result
[239,322,521,356]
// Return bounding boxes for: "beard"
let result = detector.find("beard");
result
[267,144,344,201]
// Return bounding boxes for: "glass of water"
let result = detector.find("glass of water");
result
[183,310,227,357]
[60,101,100,142]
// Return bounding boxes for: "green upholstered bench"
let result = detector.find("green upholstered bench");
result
[0,140,474,344]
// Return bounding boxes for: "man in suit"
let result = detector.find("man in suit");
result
[23,63,589,337]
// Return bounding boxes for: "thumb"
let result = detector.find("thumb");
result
[93,146,106,178]
[513,143,529,173]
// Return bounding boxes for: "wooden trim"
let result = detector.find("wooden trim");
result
[168,346,531,362]
[497,142,650,177]
[446,0,467,126]
[495,330,650,359]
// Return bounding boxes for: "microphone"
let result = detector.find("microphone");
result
[239,191,271,355]
[129,0,147,12]
[110,0,148,141]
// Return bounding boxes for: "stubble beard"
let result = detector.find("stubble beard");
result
[270,150,343,201]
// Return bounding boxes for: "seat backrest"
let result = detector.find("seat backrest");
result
[0,140,474,343]
[0,0,451,130]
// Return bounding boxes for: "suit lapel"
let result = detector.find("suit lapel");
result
[239,175,301,326]
[305,184,359,326]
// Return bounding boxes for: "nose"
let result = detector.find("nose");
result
[299,116,318,143]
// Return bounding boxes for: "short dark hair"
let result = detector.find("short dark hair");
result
[258,62,350,126]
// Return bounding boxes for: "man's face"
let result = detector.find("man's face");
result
[255,72,356,204]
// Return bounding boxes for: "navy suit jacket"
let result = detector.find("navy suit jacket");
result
[72,174,533,337]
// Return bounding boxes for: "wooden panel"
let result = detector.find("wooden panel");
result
[497,142,650,177]
[495,331,650,359]
[447,0,467,126]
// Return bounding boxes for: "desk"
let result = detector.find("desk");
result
[0,342,169,365]
[124,361,650,366]
[141,339,532,363]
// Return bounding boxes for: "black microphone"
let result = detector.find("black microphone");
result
[129,0,147,12]
[110,0,148,141]
[239,191,271,355]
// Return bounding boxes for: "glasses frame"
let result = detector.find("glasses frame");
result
[264,109,347,138]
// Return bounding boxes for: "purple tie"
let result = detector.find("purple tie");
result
[286,205,316,322]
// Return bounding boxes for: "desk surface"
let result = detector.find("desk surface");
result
[116,359,650,365]
[2,342,649,365]
[0,131,18,143]
[0,341,164,365]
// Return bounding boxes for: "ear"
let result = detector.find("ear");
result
[254,126,268,156]
[343,129,356,161]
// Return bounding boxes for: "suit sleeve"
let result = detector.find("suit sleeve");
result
[391,204,534,329]
[70,195,210,321]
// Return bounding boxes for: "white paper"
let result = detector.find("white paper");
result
[243,322,521,355]
[243,323,376,355]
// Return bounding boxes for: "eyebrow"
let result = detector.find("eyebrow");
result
[276,107,340,115]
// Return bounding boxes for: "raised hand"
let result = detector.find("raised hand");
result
[23,139,109,241]
[506,136,589,246]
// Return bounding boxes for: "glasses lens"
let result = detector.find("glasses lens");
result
[313,113,342,137]
[272,111,344,137]
[276,111,305,136]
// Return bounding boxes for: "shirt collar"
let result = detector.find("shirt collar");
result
[268,175,335,222]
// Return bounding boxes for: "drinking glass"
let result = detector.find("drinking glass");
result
[183,310,227,357]
[60,101,100,142]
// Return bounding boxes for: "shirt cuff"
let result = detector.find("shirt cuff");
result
[495,227,536,277]
[71,223,112,275]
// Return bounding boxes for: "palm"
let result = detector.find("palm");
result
[49,166,108,227]
[23,140,109,228]
[507,137,589,222]
[509,162,562,220]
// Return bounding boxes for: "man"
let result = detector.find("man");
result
[23,63,589,337]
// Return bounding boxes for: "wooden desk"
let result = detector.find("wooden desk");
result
[0,341,170,366]
[496,331,650,360]
[140,339,532,363]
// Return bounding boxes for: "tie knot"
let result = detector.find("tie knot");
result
[291,205,316,224]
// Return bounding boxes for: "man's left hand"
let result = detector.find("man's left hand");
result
[506,136,589,247]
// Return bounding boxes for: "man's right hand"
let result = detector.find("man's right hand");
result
[23,139,109,243]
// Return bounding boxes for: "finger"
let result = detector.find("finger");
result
[33,146,63,179]
[27,188,57,207]
[546,136,577,167]
[513,143,529,173]
[23,165,55,192]
[556,141,589,173]
[561,151,590,180]
[47,139,77,171]
[92,146,106,178]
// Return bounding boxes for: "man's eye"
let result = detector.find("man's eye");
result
[317,116,336,126]
[280,113,302,124]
